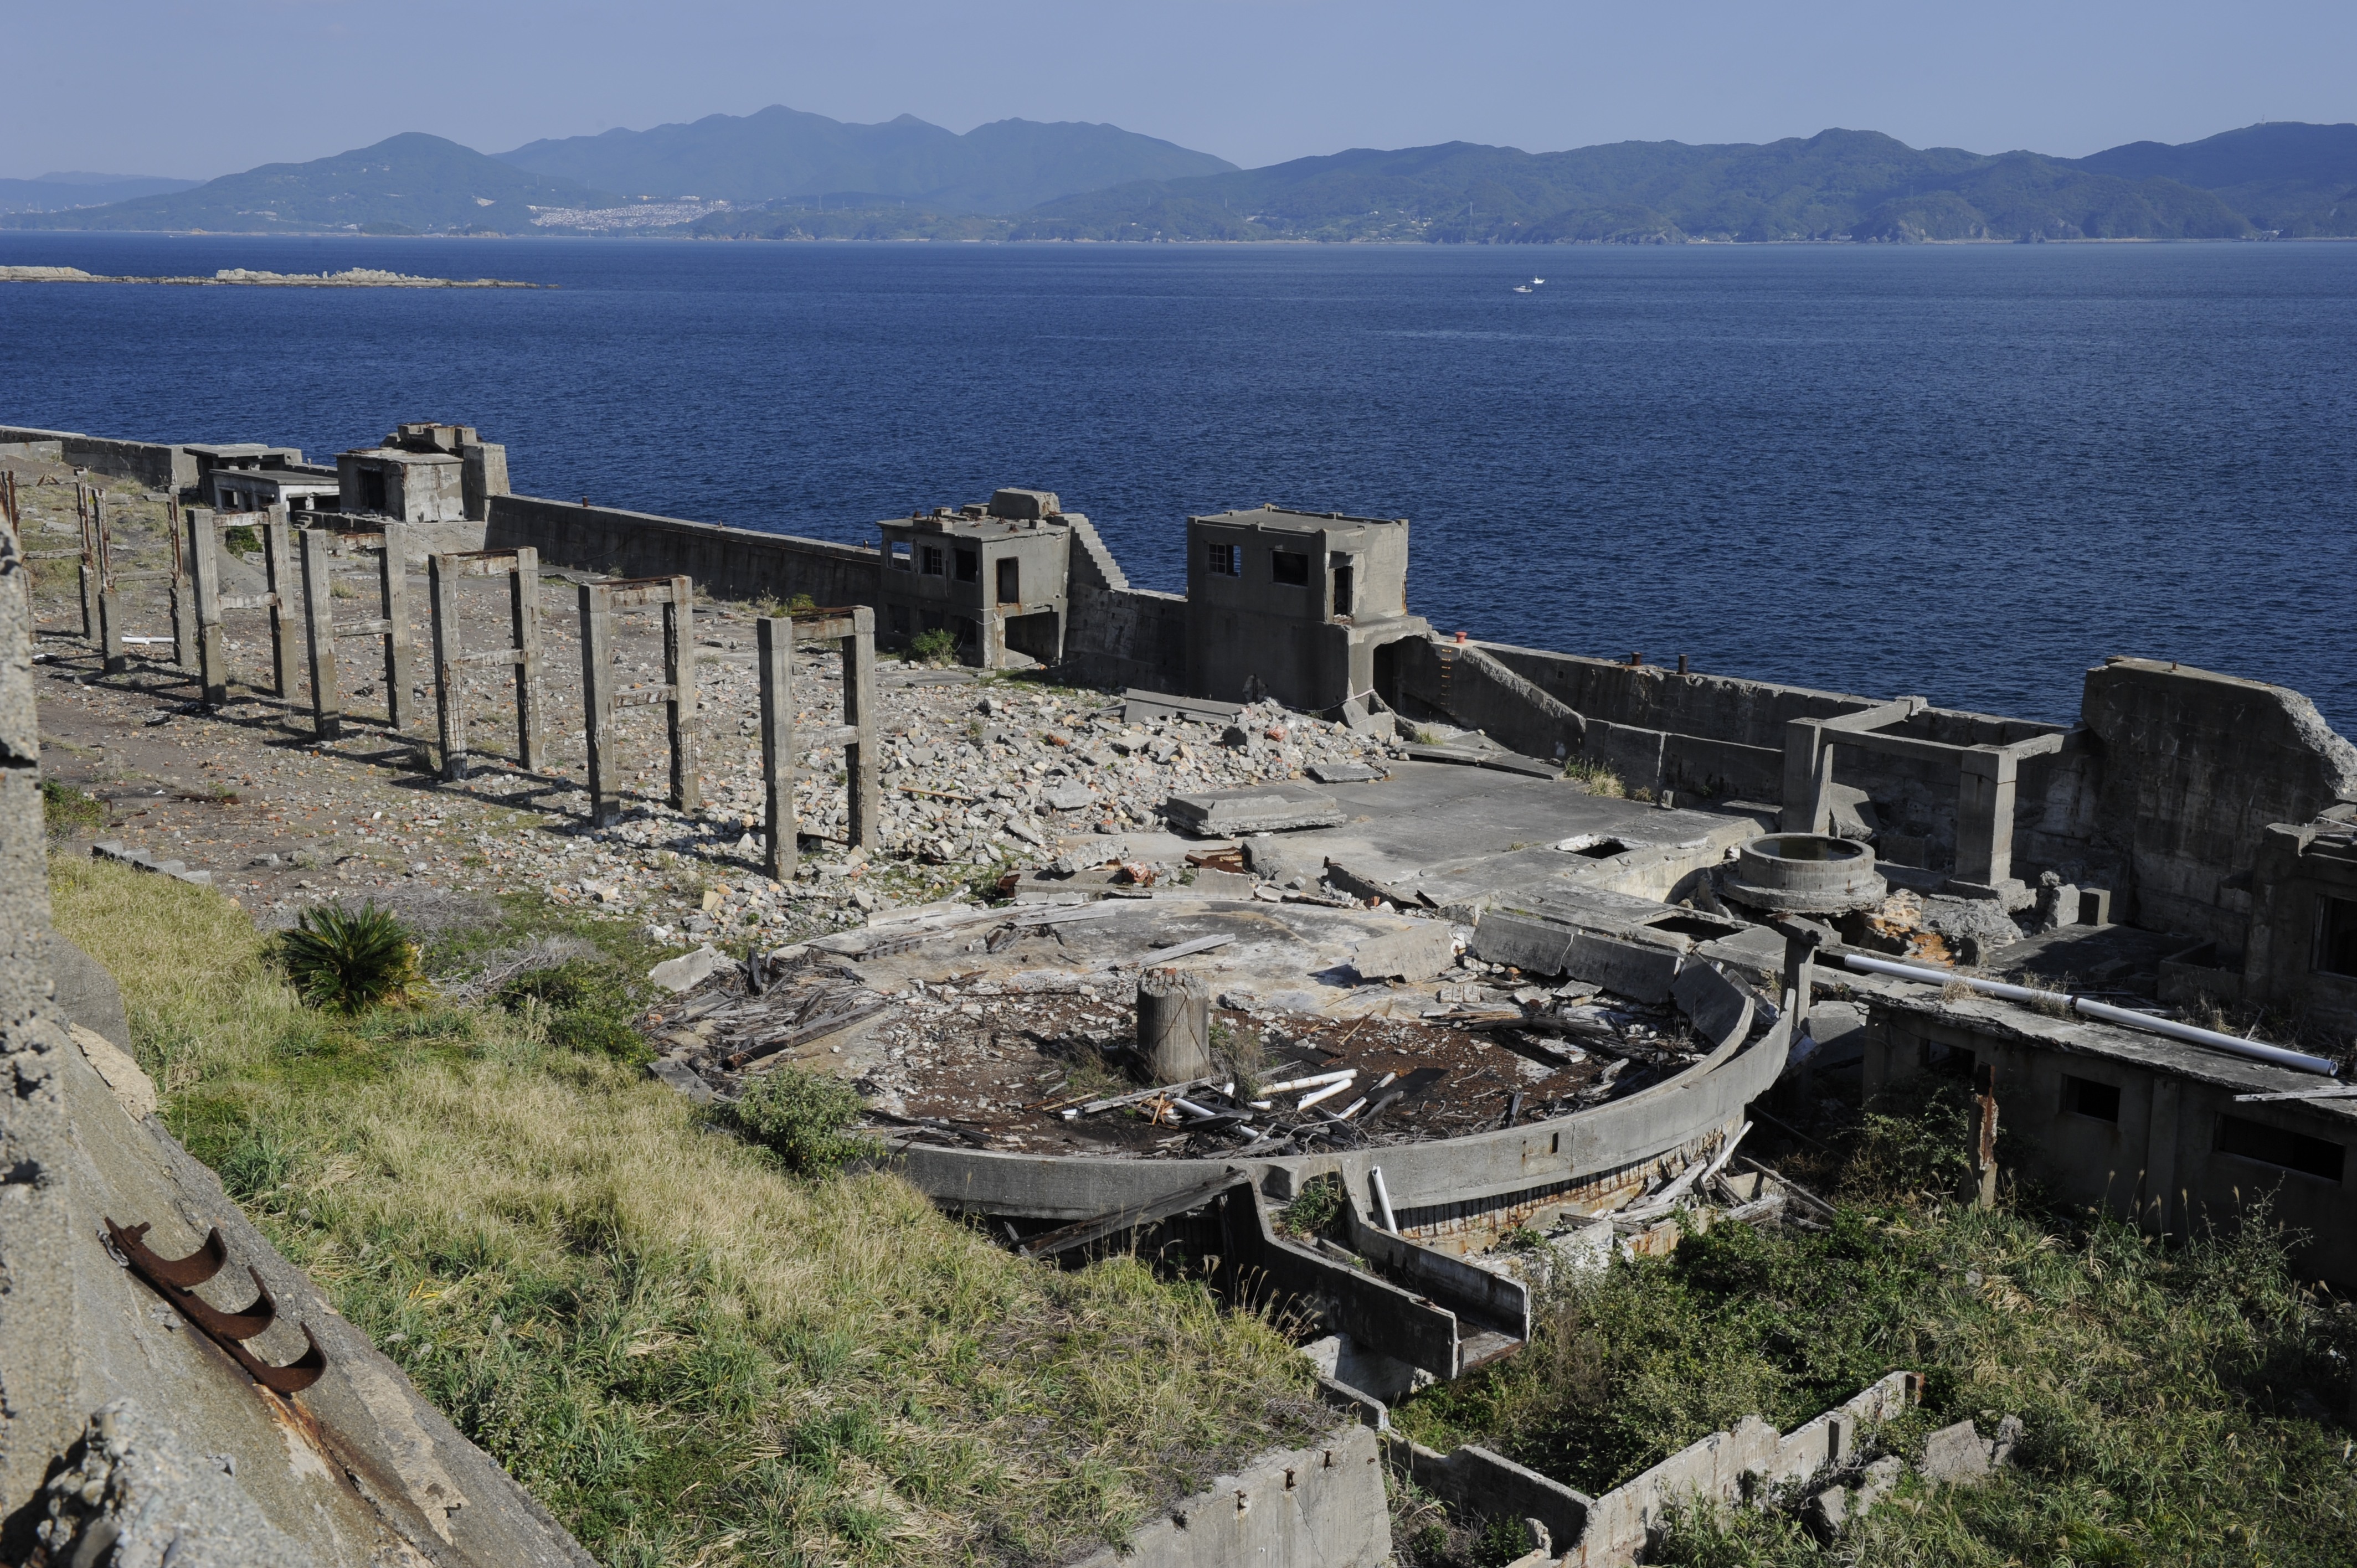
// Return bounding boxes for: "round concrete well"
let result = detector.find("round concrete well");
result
[1721,832,1887,915]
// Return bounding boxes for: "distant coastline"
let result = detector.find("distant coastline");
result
[0,264,545,286]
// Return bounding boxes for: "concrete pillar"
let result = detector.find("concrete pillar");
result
[758,615,797,883]
[429,553,469,782]
[1780,719,1833,833]
[510,546,544,771]
[94,499,125,674]
[1138,967,1212,1084]
[2143,1077,2181,1238]
[297,527,341,741]
[1954,745,2018,888]
[578,581,617,826]
[841,604,878,849]
[1967,1060,1999,1208]
[169,501,195,673]
[378,522,415,733]
[76,487,97,642]
[263,505,294,700]
[184,506,227,708]
[661,575,699,812]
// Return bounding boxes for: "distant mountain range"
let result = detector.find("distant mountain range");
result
[5,113,2351,244]
[0,171,202,214]
[1014,123,2356,243]
[497,106,1236,213]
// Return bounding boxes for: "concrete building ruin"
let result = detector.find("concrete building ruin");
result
[12,411,2357,1563]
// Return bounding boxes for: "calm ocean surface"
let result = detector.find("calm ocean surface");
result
[3,231,2352,734]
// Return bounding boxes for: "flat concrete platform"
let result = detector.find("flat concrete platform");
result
[1274,762,1756,917]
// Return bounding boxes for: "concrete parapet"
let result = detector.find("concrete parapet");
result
[488,493,879,606]
[1072,1423,1391,1568]
[1386,1437,1592,1554]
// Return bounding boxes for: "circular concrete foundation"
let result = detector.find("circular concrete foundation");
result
[1720,833,1887,915]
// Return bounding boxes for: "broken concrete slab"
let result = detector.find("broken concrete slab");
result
[1042,781,1097,812]
[1352,922,1456,982]
[647,1057,716,1103]
[648,944,730,993]
[1805,1454,1904,1538]
[1565,931,1682,1005]
[1469,909,1576,976]
[91,840,213,886]
[1121,688,1242,725]
[1917,1419,1994,1484]
[1672,962,1754,1050]
[1306,760,1386,784]
[1163,783,1345,836]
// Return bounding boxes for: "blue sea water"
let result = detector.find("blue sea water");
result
[3,231,2352,734]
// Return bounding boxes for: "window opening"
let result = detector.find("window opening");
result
[996,556,1021,604]
[1271,550,1310,586]
[2317,895,2357,978]
[2217,1114,2344,1181]
[2063,1076,2120,1123]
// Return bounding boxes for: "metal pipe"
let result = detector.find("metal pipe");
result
[1369,1166,1399,1233]
[1841,952,2338,1076]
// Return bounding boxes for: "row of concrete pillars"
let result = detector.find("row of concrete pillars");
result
[68,500,882,876]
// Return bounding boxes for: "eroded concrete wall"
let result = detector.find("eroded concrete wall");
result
[2084,657,2357,958]
[1074,1423,1391,1568]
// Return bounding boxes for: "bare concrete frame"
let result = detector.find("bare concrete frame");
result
[296,522,415,741]
[428,548,546,782]
[756,606,879,880]
[579,575,700,826]
[1782,699,2065,893]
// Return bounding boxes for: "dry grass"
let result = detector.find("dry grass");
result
[50,854,1322,1566]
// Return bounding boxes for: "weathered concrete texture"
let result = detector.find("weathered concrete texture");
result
[1351,921,1455,982]
[1394,638,1587,766]
[2083,656,2357,959]
[1071,1423,1391,1568]
[2244,812,2357,1029]
[1166,783,1346,835]
[29,1401,312,1568]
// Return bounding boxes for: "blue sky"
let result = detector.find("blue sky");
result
[11,0,2353,179]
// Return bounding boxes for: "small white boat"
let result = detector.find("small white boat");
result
[1531,277,1546,285]
[1512,285,1533,293]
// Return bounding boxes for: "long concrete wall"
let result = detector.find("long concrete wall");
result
[0,426,197,491]
[487,493,883,608]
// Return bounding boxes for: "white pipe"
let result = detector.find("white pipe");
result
[1263,1069,1355,1095]
[1842,953,2338,1076]
[1170,1097,1222,1121]
[1370,1166,1399,1232]
[1296,1076,1357,1111]
[1332,1097,1369,1120]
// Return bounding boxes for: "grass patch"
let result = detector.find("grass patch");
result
[907,627,957,664]
[1391,1078,2357,1564]
[1561,757,1626,798]
[50,854,1322,1566]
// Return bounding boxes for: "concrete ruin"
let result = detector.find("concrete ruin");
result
[13,414,2357,1565]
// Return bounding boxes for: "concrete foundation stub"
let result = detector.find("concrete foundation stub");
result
[1721,833,1887,916]
[1138,966,1212,1084]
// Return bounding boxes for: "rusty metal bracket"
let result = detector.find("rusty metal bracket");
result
[105,1218,327,1393]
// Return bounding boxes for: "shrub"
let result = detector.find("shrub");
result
[1280,1173,1347,1240]
[724,1066,871,1177]
[278,902,418,1013]
[908,627,957,664]
[40,779,104,838]
[493,957,645,1059]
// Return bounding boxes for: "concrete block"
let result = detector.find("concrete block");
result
[1044,781,1096,812]
[1352,922,1455,982]
[1565,931,1682,1005]
[2079,886,2114,925]
[1164,785,1344,836]
[648,944,730,994]
[1917,1419,1993,1484]
[1306,761,1384,783]
[1187,868,1258,898]
[1470,910,1576,976]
